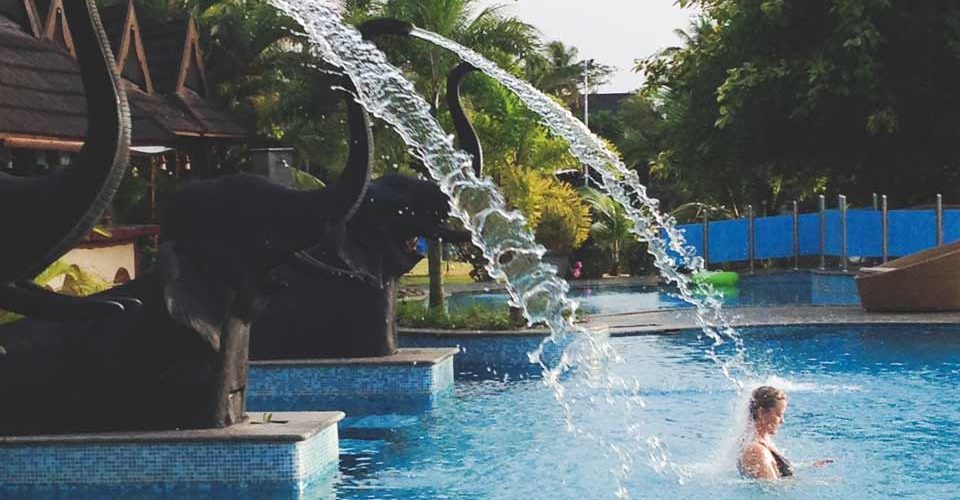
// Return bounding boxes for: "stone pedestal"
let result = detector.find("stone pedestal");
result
[248,348,458,414]
[0,412,343,495]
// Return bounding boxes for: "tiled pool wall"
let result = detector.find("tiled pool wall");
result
[400,331,571,378]
[0,413,341,493]
[248,349,457,414]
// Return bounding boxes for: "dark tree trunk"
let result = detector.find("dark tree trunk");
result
[428,238,444,309]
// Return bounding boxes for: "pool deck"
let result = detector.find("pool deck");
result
[596,305,960,335]
[431,275,660,294]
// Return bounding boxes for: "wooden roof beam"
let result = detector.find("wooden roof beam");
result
[116,0,155,94]
[42,0,75,57]
[175,17,208,97]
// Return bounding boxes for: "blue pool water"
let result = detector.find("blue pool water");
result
[7,323,957,499]
[446,272,860,315]
[323,324,960,499]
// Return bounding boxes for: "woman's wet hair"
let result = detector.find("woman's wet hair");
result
[749,386,786,420]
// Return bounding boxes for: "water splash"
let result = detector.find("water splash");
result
[267,1,747,495]
[409,29,743,376]
[409,28,753,484]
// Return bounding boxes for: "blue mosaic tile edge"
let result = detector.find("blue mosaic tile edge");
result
[400,333,570,378]
[248,353,455,413]
[0,418,340,488]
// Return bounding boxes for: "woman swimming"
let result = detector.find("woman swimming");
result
[739,386,792,479]
[738,385,833,480]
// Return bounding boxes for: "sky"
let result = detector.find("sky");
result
[474,0,697,93]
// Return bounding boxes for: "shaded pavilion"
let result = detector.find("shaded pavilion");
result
[0,0,250,220]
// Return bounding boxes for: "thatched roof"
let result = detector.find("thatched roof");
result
[140,12,248,138]
[0,14,88,142]
[0,0,249,150]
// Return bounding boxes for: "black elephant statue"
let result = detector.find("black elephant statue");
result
[251,171,470,359]
[0,0,373,435]
[250,27,480,360]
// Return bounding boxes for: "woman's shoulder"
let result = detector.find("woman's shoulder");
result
[739,440,775,474]
[741,441,770,458]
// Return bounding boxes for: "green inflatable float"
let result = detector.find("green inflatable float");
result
[691,270,740,287]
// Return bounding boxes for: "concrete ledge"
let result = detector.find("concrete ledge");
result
[248,348,457,414]
[0,412,343,488]
[596,305,960,335]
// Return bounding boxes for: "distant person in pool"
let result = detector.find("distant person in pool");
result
[739,386,834,480]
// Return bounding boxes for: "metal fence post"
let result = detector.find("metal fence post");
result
[818,195,826,270]
[872,193,878,211]
[747,205,756,274]
[839,194,848,272]
[936,194,944,247]
[881,195,889,264]
[792,200,800,270]
[702,209,710,270]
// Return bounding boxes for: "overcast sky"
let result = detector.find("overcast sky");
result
[474,0,697,93]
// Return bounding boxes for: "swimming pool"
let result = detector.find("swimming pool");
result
[446,272,860,315]
[328,324,960,499]
[6,323,956,499]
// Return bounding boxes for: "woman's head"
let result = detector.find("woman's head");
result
[749,386,787,435]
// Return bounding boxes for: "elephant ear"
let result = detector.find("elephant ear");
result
[159,242,229,352]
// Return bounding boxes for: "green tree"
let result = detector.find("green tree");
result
[524,41,613,109]
[580,187,634,276]
[642,0,960,208]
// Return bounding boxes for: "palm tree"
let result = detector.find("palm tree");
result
[580,187,634,276]
[525,40,613,109]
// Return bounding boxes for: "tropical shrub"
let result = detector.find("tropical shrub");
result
[500,166,591,253]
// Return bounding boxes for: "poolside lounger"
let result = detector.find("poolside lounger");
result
[856,240,960,312]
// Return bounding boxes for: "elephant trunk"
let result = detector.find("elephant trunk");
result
[0,0,130,283]
[446,62,482,176]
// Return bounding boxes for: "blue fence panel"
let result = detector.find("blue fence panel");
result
[888,210,936,257]
[662,223,705,265]
[846,209,882,257]
[709,218,749,263]
[679,223,705,258]
[754,215,793,259]
[823,209,842,256]
[798,213,821,256]
[945,209,960,244]
[667,207,958,265]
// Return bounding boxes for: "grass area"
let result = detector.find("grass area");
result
[397,300,518,330]
[399,260,476,286]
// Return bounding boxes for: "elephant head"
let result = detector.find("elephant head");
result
[249,23,480,360]
[0,0,136,320]
[160,76,372,350]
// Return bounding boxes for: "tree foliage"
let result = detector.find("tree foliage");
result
[641,0,960,208]
[499,166,591,253]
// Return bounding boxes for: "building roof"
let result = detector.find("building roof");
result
[0,15,88,143]
[0,0,249,149]
[586,92,633,113]
[0,0,41,36]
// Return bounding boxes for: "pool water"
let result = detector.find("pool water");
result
[325,324,960,499]
[6,324,958,499]
[446,272,860,315]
